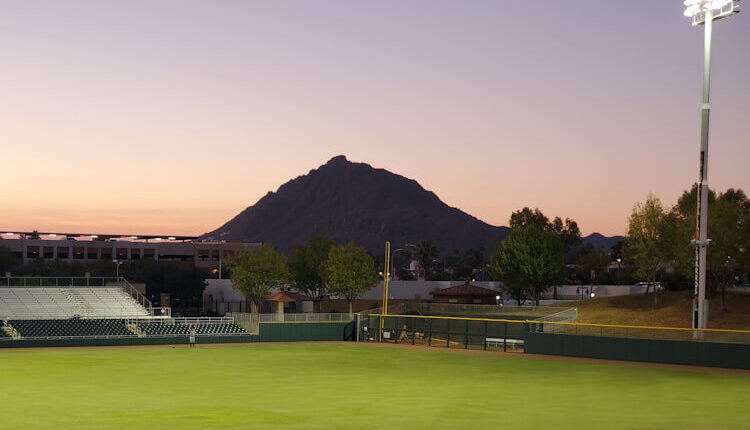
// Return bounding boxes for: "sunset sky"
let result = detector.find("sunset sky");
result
[1,1,748,237]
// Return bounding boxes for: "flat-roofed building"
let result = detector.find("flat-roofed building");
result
[0,232,260,269]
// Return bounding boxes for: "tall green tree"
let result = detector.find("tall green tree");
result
[672,186,750,311]
[289,236,335,311]
[625,194,674,307]
[225,244,290,316]
[508,208,580,298]
[509,207,550,230]
[551,216,582,254]
[490,225,564,306]
[323,242,377,315]
[510,208,581,252]
[413,240,438,281]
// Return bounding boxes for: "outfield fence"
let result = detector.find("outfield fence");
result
[536,308,578,332]
[365,313,750,350]
[361,314,528,351]
[228,312,356,336]
[527,320,750,344]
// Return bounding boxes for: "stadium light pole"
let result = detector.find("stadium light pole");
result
[112,259,123,281]
[682,0,740,330]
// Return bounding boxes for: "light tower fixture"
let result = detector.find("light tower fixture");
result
[684,0,739,25]
[682,0,740,331]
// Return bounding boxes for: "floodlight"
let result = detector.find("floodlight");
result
[684,0,740,25]
[131,236,138,239]
[91,235,98,238]
[168,237,176,240]
[49,233,57,237]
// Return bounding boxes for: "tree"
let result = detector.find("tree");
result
[671,186,750,311]
[574,244,611,286]
[413,240,438,281]
[225,244,290,316]
[509,207,550,230]
[0,246,20,274]
[625,194,673,307]
[551,216,582,254]
[490,225,564,306]
[508,208,580,298]
[289,236,335,311]
[323,242,378,315]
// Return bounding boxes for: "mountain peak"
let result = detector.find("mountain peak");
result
[325,155,349,166]
[204,157,509,253]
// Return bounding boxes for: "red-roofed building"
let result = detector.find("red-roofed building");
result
[430,282,500,305]
[263,291,313,315]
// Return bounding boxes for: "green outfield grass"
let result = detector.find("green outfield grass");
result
[1,344,748,430]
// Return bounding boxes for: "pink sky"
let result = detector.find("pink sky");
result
[1,1,748,237]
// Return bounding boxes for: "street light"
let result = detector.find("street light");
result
[683,0,740,330]
[112,259,123,281]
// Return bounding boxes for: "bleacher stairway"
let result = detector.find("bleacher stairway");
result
[62,289,95,317]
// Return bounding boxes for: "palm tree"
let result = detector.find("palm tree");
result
[413,241,438,281]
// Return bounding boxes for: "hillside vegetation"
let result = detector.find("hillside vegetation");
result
[560,291,750,330]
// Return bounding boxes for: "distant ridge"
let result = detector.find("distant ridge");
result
[581,232,624,250]
[204,156,623,255]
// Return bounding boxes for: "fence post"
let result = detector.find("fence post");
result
[356,313,360,343]
[447,319,450,348]
[483,321,488,351]
[428,319,432,347]
[464,319,469,350]
[503,322,508,352]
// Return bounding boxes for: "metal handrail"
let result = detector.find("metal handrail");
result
[120,278,153,312]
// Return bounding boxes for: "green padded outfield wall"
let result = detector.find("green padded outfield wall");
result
[525,332,750,370]
[0,335,254,348]
[253,321,355,343]
[0,321,355,348]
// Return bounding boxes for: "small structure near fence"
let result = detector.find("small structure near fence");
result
[430,282,499,305]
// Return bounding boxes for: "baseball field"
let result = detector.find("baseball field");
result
[1,343,747,429]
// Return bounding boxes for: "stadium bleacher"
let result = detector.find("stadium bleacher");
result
[0,287,149,319]
[9,319,133,338]
[139,322,246,336]
[0,283,248,342]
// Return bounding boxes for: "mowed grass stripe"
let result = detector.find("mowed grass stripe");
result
[0,344,747,430]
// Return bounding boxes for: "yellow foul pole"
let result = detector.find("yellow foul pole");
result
[379,241,391,342]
